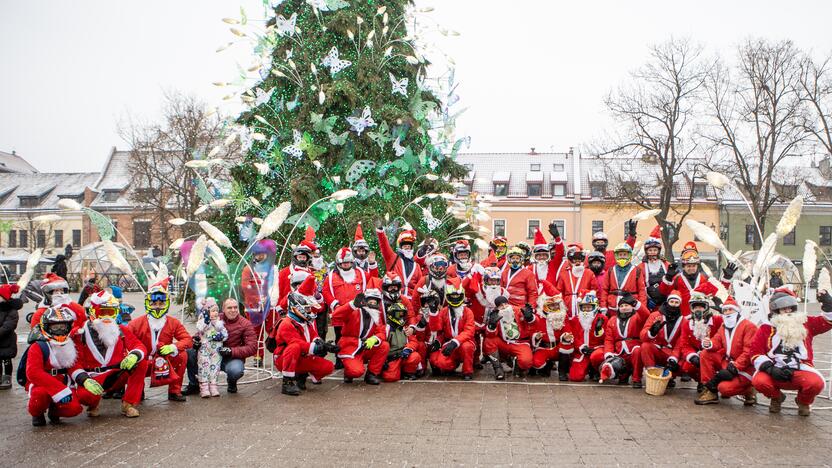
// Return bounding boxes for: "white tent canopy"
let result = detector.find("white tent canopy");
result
[67,241,141,275]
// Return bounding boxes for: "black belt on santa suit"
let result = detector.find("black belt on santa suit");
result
[84,364,121,374]
[49,368,69,376]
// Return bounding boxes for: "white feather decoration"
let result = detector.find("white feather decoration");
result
[752,233,778,279]
[701,263,713,277]
[803,240,817,286]
[685,220,725,251]
[103,240,132,274]
[706,171,731,189]
[775,195,803,238]
[269,275,281,309]
[707,277,730,302]
[256,201,291,241]
[818,268,831,294]
[169,238,185,250]
[16,248,43,289]
[631,208,661,223]
[57,199,83,211]
[148,262,169,286]
[32,214,61,223]
[187,235,207,277]
[206,240,229,276]
[474,238,490,251]
[199,221,233,249]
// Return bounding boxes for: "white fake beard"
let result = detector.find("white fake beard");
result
[92,319,120,349]
[692,319,710,341]
[147,314,167,333]
[577,310,594,331]
[535,262,548,279]
[498,306,515,323]
[398,249,414,260]
[456,259,472,272]
[311,257,325,270]
[722,313,739,330]
[51,293,71,307]
[339,267,356,283]
[483,286,502,306]
[546,310,566,330]
[430,277,446,290]
[364,307,380,325]
[572,265,585,277]
[48,340,77,369]
[771,312,808,349]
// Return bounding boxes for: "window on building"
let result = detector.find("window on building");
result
[103,191,120,203]
[19,230,28,248]
[692,183,707,198]
[592,220,604,235]
[8,230,17,248]
[783,228,796,246]
[551,219,566,239]
[527,183,542,197]
[527,220,540,239]
[493,219,506,237]
[54,230,63,248]
[553,163,565,171]
[464,163,474,171]
[72,230,81,248]
[19,197,39,208]
[530,163,541,172]
[36,230,46,249]
[745,224,756,245]
[820,226,832,246]
[456,184,470,196]
[494,183,508,196]
[552,183,566,197]
[590,183,605,198]
[133,220,151,249]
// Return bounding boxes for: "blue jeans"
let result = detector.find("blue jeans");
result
[186,349,245,387]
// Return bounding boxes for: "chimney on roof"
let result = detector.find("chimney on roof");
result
[11,150,15,155]
[529,147,537,155]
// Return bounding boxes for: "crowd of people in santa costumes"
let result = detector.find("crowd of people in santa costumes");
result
[12,216,832,427]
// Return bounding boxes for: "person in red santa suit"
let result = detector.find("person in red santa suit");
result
[351,222,379,278]
[672,290,723,387]
[556,245,596,318]
[24,307,89,426]
[599,293,649,386]
[74,291,148,418]
[750,288,832,416]
[276,236,317,307]
[463,267,507,369]
[412,253,450,313]
[586,252,607,292]
[240,239,277,367]
[128,278,192,402]
[381,301,423,381]
[528,228,560,288]
[323,247,369,366]
[29,273,86,336]
[546,222,567,279]
[658,242,736,317]
[501,246,538,308]
[273,289,338,395]
[637,226,669,311]
[414,237,440,276]
[446,240,475,281]
[379,273,420,368]
[600,243,647,317]
[590,219,637,270]
[375,224,423,299]
[483,295,535,379]
[695,296,758,406]
[528,285,576,380]
[638,291,685,389]
[331,288,389,385]
[568,291,608,382]
[480,236,508,270]
[428,282,477,380]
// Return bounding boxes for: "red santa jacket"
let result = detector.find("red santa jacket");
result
[556,267,596,317]
[277,264,308,306]
[600,264,647,313]
[411,276,452,313]
[462,275,507,329]
[428,306,476,346]
[25,341,82,402]
[526,256,560,287]
[375,229,422,298]
[331,302,387,359]
[570,313,607,352]
[74,322,146,375]
[528,313,576,354]
[273,316,321,362]
[750,315,832,372]
[31,302,87,336]
[705,318,758,375]
[603,303,650,358]
[658,272,729,317]
[485,306,533,344]
[639,312,685,350]
[674,315,723,363]
[501,266,538,308]
[322,268,368,328]
[128,315,192,359]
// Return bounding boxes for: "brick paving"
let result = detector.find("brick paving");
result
[2,297,832,466]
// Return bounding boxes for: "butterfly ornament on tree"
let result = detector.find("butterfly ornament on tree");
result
[346,106,376,135]
[275,13,297,36]
[368,121,392,149]
[390,73,409,97]
[254,88,274,107]
[282,130,304,158]
[422,206,442,232]
[392,136,407,157]
[321,47,352,76]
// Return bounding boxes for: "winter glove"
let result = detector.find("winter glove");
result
[627,219,638,237]
[202,310,211,325]
[416,316,428,330]
[401,347,413,359]
[312,338,327,357]
[521,303,535,322]
[714,368,734,382]
[487,309,500,328]
[548,222,560,239]
[363,336,380,349]
[218,347,232,357]
[374,219,384,230]
[818,290,832,313]
[212,332,226,342]
[722,262,739,281]
[726,361,739,376]
[649,320,665,337]
[353,293,366,309]
[428,339,441,353]
[324,341,340,354]
[688,354,700,368]
[442,340,458,356]
[265,337,277,353]
[83,379,104,396]
[159,344,177,356]
[665,263,679,281]
[192,335,202,351]
[580,345,592,356]
[771,366,794,382]
[120,353,139,370]
[665,358,680,373]
[59,395,73,404]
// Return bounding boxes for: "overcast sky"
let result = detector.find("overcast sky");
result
[2,0,832,173]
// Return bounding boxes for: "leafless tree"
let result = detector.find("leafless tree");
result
[119,91,241,247]
[797,51,832,157]
[593,38,711,251]
[703,39,809,248]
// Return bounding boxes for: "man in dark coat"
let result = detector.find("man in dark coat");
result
[0,284,23,389]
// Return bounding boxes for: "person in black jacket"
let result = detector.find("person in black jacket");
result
[51,255,68,280]
[0,284,23,389]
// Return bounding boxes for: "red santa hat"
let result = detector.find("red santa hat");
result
[721,296,739,312]
[396,229,417,247]
[680,241,700,264]
[644,226,662,250]
[296,274,317,297]
[336,247,354,264]
[0,284,19,301]
[693,281,718,298]
[299,225,318,252]
[532,228,548,253]
[148,277,170,294]
[353,222,369,249]
[537,281,562,309]
[41,273,69,292]
[666,289,682,303]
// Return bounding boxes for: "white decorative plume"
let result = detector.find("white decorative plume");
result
[707,277,730,302]
[147,262,169,285]
[700,262,714,277]
[818,268,831,294]
[685,220,725,251]
[199,220,233,249]
[706,171,731,189]
[752,233,778,279]
[103,240,132,274]
[631,208,661,222]
[168,218,188,226]
[169,238,185,250]
[257,201,291,241]
[775,195,803,238]
[16,248,42,289]
[206,240,229,276]
[803,240,817,287]
[57,199,83,211]
[474,238,490,251]
[187,235,208,277]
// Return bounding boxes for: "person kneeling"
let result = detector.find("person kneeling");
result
[331,289,389,385]
[600,294,649,386]
[529,288,575,380]
[428,283,477,380]
[483,297,534,379]
[381,302,422,382]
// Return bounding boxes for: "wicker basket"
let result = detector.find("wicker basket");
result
[644,367,672,396]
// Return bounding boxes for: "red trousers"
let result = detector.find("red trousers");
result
[699,350,752,397]
[569,347,605,382]
[640,342,674,369]
[483,337,533,370]
[409,340,428,372]
[681,359,700,383]
[27,387,82,418]
[532,347,561,369]
[752,369,825,405]
[343,341,391,378]
[274,343,335,382]
[78,360,149,407]
[381,352,422,382]
[145,352,188,394]
[430,340,475,375]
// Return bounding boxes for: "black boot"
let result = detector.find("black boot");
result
[181,384,200,396]
[557,353,571,381]
[32,414,46,427]
[47,405,60,424]
[227,380,238,394]
[297,374,308,390]
[539,362,553,378]
[364,372,380,385]
[334,359,344,370]
[488,354,504,381]
[282,377,301,396]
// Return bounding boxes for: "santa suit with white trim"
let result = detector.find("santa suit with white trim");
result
[501,247,538,308]
[600,295,650,383]
[698,297,758,398]
[639,291,685,371]
[411,253,451,313]
[483,300,535,373]
[446,239,475,281]
[568,292,609,382]
[672,291,723,383]
[277,239,318,306]
[528,289,576,375]
[750,289,832,408]
[380,302,422,382]
[323,247,369,351]
[658,242,730,317]
[637,226,669,311]
[463,268,508,365]
[273,298,335,384]
[331,290,390,379]
[351,222,379,278]
[556,247,596,318]
[428,284,477,376]
[600,244,647,317]
[375,227,423,299]
[527,228,560,287]
[75,291,149,409]
[29,273,87,336]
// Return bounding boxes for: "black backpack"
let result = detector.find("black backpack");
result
[16,341,50,387]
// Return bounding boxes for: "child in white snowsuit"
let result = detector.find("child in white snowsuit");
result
[196,298,228,397]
